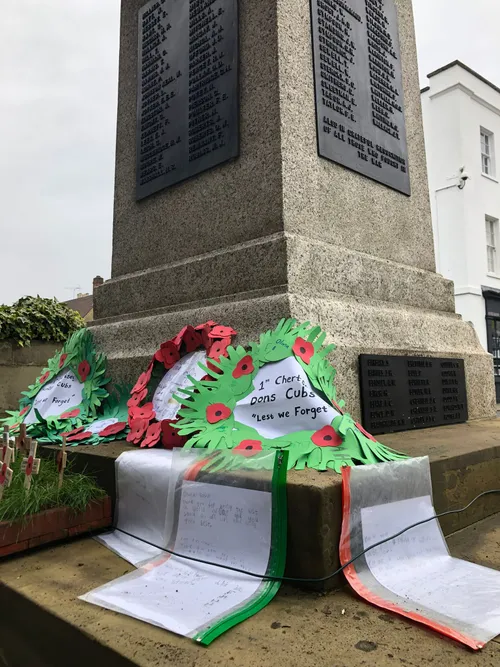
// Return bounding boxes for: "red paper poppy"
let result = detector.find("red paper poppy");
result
[293,337,315,365]
[235,440,263,456]
[60,408,80,419]
[25,456,34,476]
[67,431,93,443]
[127,388,148,408]
[196,323,212,350]
[141,422,162,448]
[131,370,151,395]
[78,360,91,382]
[208,325,237,339]
[182,326,202,353]
[355,422,377,442]
[155,340,181,369]
[232,355,254,379]
[311,425,343,448]
[0,462,7,485]
[160,420,186,449]
[208,337,231,362]
[130,402,155,421]
[59,353,68,369]
[99,421,127,438]
[206,403,232,424]
[19,406,30,417]
[195,320,217,330]
[126,419,149,444]
[39,371,50,384]
[61,426,84,438]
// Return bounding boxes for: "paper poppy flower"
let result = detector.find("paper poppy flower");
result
[311,425,343,447]
[130,402,155,421]
[0,462,8,485]
[155,340,181,369]
[232,355,254,379]
[208,337,231,362]
[126,419,149,444]
[355,422,377,442]
[235,440,263,456]
[160,420,186,449]
[206,403,232,424]
[78,360,91,382]
[182,326,202,353]
[141,422,162,448]
[60,408,80,419]
[39,371,50,384]
[59,353,68,369]
[293,337,314,365]
[67,431,93,443]
[61,426,84,438]
[19,406,30,417]
[127,388,148,408]
[25,456,34,476]
[131,369,152,395]
[99,421,127,438]
[208,325,237,339]
[56,451,65,473]
[195,323,212,350]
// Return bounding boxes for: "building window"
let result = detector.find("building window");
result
[481,128,495,177]
[486,217,498,273]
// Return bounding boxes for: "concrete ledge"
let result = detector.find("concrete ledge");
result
[41,420,500,590]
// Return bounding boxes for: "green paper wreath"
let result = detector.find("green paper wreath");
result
[174,319,407,471]
[1,328,110,441]
[38,384,131,447]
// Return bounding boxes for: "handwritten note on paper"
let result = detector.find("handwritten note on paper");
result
[153,350,207,421]
[83,481,273,638]
[361,496,500,637]
[24,369,84,424]
[96,449,173,566]
[234,357,339,439]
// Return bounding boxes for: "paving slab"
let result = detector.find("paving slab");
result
[1,513,500,667]
[40,420,500,587]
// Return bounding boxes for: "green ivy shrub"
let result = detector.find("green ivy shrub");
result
[0,296,85,347]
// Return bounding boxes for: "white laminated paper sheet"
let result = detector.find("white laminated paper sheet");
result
[153,350,207,421]
[24,369,84,424]
[341,457,500,649]
[233,357,339,439]
[83,480,273,639]
[95,449,173,566]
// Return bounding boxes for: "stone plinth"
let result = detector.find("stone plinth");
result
[91,0,496,421]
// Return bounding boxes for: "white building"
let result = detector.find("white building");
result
[421,61,500,401]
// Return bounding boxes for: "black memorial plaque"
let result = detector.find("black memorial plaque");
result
[359,355,468,435]
[136,0,239,200]
[310,0,410,195]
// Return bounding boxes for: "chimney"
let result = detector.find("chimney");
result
[93,276,104,292]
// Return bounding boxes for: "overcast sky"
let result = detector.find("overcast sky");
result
[0,0,499,305]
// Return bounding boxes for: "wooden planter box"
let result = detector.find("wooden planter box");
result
[0,496,112,557]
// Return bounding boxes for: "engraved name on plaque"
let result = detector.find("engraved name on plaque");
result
[137,0,239,200]
[310,0,410,195]
[359,355,468,435]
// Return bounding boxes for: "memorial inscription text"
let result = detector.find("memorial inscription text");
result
[310,0,410,194]
[137,0,238,200]
[359,355,468,434]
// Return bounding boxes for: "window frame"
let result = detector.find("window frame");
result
[481,128,495,178]
[486,216,499,274]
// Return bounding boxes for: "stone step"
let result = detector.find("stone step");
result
[40,419,500,590]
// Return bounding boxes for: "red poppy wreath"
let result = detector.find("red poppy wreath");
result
[126,322,237,449]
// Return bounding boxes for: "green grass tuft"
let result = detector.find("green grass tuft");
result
[0,455,106,525]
